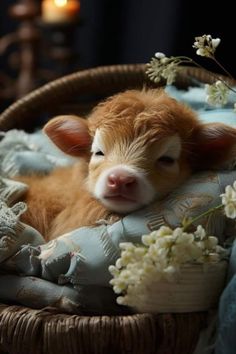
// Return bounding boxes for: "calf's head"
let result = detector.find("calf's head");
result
[44,89,236,214]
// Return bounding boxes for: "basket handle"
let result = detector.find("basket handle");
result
[0,64,221,132]
[0,64,151,132]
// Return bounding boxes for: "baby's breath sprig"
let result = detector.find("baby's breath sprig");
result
[192,34,221,59]
[109,180,236,308]
[146,34,236,110]
[193,35,234,80]
[146,53,198,85]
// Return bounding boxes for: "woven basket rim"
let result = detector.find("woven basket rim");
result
[1,63,234,132]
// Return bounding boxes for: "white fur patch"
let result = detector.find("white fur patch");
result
[91,129,105,160]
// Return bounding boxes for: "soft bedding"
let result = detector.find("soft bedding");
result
[1,168,235,314]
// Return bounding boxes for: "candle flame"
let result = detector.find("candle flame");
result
[54,0,68,7]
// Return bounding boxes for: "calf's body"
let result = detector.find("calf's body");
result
[18,89,236,240]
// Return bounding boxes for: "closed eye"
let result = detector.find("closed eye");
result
[158,156,175,164]
[95,150,104,156]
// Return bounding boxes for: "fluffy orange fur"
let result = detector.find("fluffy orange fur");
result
[17,88,236,240]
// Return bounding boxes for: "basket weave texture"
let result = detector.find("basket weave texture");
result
[0,64,225,132]
[0,64,231,354]
[0,305,206,354]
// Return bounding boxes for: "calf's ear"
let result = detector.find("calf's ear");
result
[43,115,91,158]
[191,123,236,170]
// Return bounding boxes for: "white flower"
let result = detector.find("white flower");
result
[174,228,194,243]
[115,258,123,269]
[116,296,125,305]
[224,203,236,219]
[194,225,206,240]
[205,236,218,249]
[146,55,181,85]
[134,247,146,257]
[142,226,172,245]
[155,52,165,59]
[221,182,236,218]
[119,242,135,250]
[205,81,229,106]
[142,232,156,246]
[111,282,126,294]
[211,38,221,49]
[146,34,236,111]
[193,34,221,57]
[161,61,178,85]
[109,215,228,308]
[108,265,119,277]
[142,261,160,276]
[172,242,202,263]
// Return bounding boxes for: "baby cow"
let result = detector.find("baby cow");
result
[19,88,236,240]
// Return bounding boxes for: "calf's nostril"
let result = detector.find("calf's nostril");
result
[107,174,119,188]
[107,173,136,189]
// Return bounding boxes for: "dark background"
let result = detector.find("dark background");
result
[0,0,235,111]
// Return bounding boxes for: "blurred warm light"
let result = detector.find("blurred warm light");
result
[42,0,80,23]
[54,0,68,7]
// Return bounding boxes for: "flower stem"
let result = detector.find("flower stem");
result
[182,204,223,231]
[175,56,236,94]
[212,57,234,80]
[192,58,236,93]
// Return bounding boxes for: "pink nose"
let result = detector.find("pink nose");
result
[107,172,136,190]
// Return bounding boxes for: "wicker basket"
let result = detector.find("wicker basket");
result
[0,64,231,354]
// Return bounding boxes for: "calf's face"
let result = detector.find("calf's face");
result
[88,128,188,213]
[44,89,236,214]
